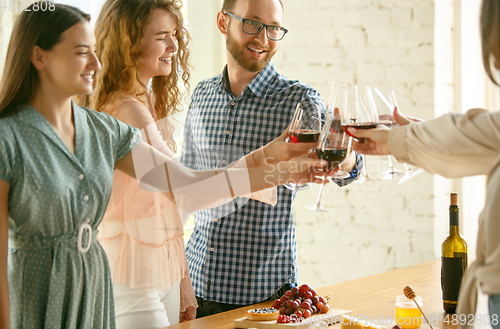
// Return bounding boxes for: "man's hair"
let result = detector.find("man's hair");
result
[221,0,283,12]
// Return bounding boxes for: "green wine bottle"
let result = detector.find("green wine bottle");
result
[441,193,468,313]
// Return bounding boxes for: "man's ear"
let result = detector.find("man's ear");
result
[216,11,228,35]
[30,45,45,70]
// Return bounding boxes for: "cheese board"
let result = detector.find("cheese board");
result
[234,308,351,328]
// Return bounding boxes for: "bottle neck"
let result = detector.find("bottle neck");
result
[449,225,459,235]
[449,205,459,235]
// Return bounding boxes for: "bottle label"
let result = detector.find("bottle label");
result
[441,253,466,301]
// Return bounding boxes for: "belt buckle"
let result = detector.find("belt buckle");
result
[77,223,92,253]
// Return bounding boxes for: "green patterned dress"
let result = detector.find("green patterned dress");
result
[0,103,141,328]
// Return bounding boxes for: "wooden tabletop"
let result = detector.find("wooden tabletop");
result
[167,259,481,329]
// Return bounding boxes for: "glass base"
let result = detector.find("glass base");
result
[305,204,330,213]
[398,168,424,185]
[329,170,350,179]
[379,167,404,180]
[351,174,381,185]
[283,183,311,191]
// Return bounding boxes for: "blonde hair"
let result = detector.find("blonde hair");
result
[79,0,191,151]
[0,3,90,117]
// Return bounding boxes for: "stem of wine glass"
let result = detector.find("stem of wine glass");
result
[403,163,413,173]
[314,173,327,207]
[362,156,369,178]
[387,155,395,169]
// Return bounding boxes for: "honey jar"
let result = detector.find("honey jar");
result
[395,295,423,329]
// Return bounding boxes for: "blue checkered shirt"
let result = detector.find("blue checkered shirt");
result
[181,61,361,305]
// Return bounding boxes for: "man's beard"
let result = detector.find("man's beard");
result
[226,29,276,72]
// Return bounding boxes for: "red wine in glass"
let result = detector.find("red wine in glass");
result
[316,147,348,171]
[288,129,320,143]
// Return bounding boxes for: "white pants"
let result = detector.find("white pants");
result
[113,282,180,329]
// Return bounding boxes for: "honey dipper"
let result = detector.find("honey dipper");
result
[403,285,433,329]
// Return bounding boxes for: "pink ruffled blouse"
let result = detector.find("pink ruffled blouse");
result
[97,95,276,312]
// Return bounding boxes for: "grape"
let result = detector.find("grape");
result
[311,296,319,305]
[280,295,287,303]
[318,296,325,304]
[291,286,300,296]
[299,284,310,294]
[310,289,317,297]
[285,290,291,297]
[272,299,281,309]
[316,301,324,310]
[285,308,294,316]
[301,301,311,309]
[290,301,299,310]
[304,298,312,305]
[294,309,303,318]
[280,306,287,315]
[303,309,312,318]
[311,305,318,314]
[304,291,313,299]
[321,304,330,314]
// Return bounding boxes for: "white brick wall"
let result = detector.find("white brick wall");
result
[275,0,455,289]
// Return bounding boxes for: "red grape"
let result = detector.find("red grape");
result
[301,301,311,309]
[310,289,317,297]
[291,287,300,296]
[303,309,312,318]
[299,284,310,294]
[304,291,313,299]
[285,290,291,297]
[321,304,330,314]
[318,296,325,304]
[280,296,287,304]
[294,309,303,318]
[280,306,287,315]
[290,301,299,310]
[285,308,294,316]
[311,296,319,305]
[311,305,318,314]
[316,302,324,310]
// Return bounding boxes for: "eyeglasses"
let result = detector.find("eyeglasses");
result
[224,12,288,41]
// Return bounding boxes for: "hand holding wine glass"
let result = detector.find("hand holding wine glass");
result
[283,102,322,190]
[306,93,352,213]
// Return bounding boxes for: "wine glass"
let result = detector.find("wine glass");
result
[283,102,322,190]
[344,85,380,184]
[388,91,424,184]
[373,88,404,180]
[306,93,352,213]
[374,89,423,183]
[326,82,352,179]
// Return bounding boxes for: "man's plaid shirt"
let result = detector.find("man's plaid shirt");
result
[180,61,361,305]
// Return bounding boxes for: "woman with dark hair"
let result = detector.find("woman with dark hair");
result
[0,2,324,328]
[350,0,500,325]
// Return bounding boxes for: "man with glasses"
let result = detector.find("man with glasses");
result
[181,0,361,318]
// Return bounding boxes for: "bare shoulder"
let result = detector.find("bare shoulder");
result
[108,97,154,130]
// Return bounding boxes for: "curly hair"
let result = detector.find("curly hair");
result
[79,0,191,151]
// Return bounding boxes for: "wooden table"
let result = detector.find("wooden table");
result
[167,259,482,329]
